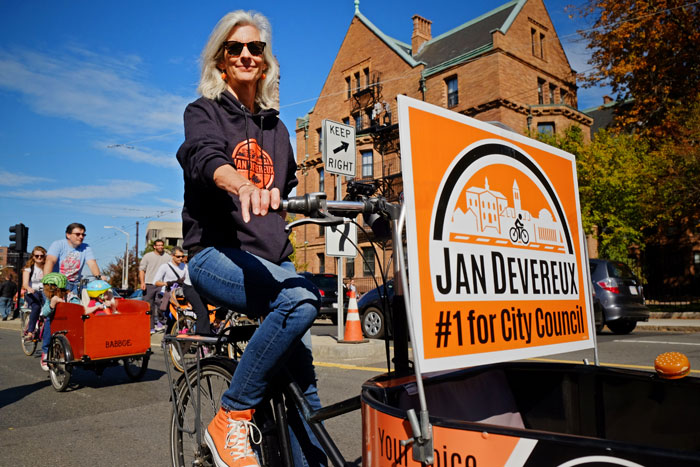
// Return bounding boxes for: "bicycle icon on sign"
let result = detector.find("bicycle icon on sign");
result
[509,214,530,244]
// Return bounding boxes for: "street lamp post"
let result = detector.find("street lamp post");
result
[104,226,129,289]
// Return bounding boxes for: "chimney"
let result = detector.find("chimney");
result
[412,15,432,55]
[603,95,613,105]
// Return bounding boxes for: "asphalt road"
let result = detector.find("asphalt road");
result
[1,324,698,466]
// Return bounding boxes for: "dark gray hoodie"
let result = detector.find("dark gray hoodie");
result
[176,91,297,264]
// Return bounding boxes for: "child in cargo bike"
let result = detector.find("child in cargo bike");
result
[83,279,118,315]
[39,272,69,371]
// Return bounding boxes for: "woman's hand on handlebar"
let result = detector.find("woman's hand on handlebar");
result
[239,185,281,223]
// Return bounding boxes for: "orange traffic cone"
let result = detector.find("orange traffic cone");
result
[340,289,367,343]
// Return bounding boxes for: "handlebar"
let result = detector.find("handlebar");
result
[282,191,400,232]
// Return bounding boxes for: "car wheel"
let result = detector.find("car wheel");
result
[607,320,637,335]
[362,307,385,339]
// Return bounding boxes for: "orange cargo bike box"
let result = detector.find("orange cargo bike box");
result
[52,299,151,362]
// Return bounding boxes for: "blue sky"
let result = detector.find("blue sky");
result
[0,0,606,271]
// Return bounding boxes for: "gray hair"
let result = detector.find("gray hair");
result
[197,10,279,109]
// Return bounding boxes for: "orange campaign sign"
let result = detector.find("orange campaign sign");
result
[397,96,595,373]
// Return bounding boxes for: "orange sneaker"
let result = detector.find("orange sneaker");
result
[205,407,261,467]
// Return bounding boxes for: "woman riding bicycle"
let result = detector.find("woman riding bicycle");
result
[176,10,324,467]
[22,246,47,339]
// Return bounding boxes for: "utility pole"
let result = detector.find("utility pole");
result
[135,221,140,272]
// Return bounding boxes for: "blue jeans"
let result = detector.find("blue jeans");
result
[188,247,326,467]
[0,297,12,319]
[24,292,45,334]
[42,314,52,356]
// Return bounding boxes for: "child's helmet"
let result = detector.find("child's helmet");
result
[42,272,67,289]
[87,279,112,298]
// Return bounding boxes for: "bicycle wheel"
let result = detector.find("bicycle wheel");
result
[49,334,72,392]
[509,226,519,243]
[168,315,200,372]
[521,229,529,244]
[123,353,150,381]
[170,359,282,467]
[20,311,37,356]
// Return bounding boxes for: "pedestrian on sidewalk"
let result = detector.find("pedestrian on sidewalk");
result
[0,269,18,321]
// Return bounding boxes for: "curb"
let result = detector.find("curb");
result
[637,322,700,333]
[311,335,385,360]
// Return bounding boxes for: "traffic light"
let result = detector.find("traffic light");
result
[8,223,28,252]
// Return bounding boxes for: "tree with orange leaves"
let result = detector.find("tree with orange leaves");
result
[577,0,700,138]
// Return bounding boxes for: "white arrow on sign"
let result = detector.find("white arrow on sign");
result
[322,119,356,177]
[325,223,358,258]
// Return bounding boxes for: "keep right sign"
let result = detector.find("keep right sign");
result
[398,95,595,373]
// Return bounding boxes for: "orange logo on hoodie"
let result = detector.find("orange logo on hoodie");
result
[232,139,274,189]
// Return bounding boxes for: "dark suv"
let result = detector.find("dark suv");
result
[590,259,649,334]
[299,272,346,323]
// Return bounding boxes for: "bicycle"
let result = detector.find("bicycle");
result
[20,305,45,356]
[165,188,399,467]
[508,222,529,244]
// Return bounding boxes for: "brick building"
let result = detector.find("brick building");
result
[294,0,593,291]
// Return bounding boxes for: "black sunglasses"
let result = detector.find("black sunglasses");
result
[222,40,266,57]
[174,255,186,258]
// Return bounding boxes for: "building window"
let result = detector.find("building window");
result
[549,84,556,104]
[537,79,545,105]
[318,253,325,274]
[362,247,375,276]
[354,72,361,92]
[361,150,373,178]
[537,122,555,135]
[346,258,355,279]
[342,117,350,125]
[539,33,545,59]
[446,76,459,108]
[354,112,362,131]
[345,76,351,99]
[560,89,568,106]
[317,128,323,153]
[531,28,544,58]
[364,68,370,88]
[318,168,325,192]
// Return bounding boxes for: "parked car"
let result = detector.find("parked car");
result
[299,272,347,323]
[357,280,394,339]
[592,285,604,333]
[590,259,650,334]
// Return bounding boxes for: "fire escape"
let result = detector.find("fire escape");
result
[352,72,402,203]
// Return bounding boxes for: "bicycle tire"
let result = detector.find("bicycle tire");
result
[521,229,529,244]
[49,334,72,392]
[123,353,150,381]
[20,311,37,356]
[170,358,282,467]
[509,226,519,243]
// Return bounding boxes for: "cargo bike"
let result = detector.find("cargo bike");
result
[165,97,700,466]
[46,298,152,391]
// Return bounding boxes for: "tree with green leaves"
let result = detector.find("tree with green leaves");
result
[576,0,700,138]
[538,126,654,264]
[104,246,140,291]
